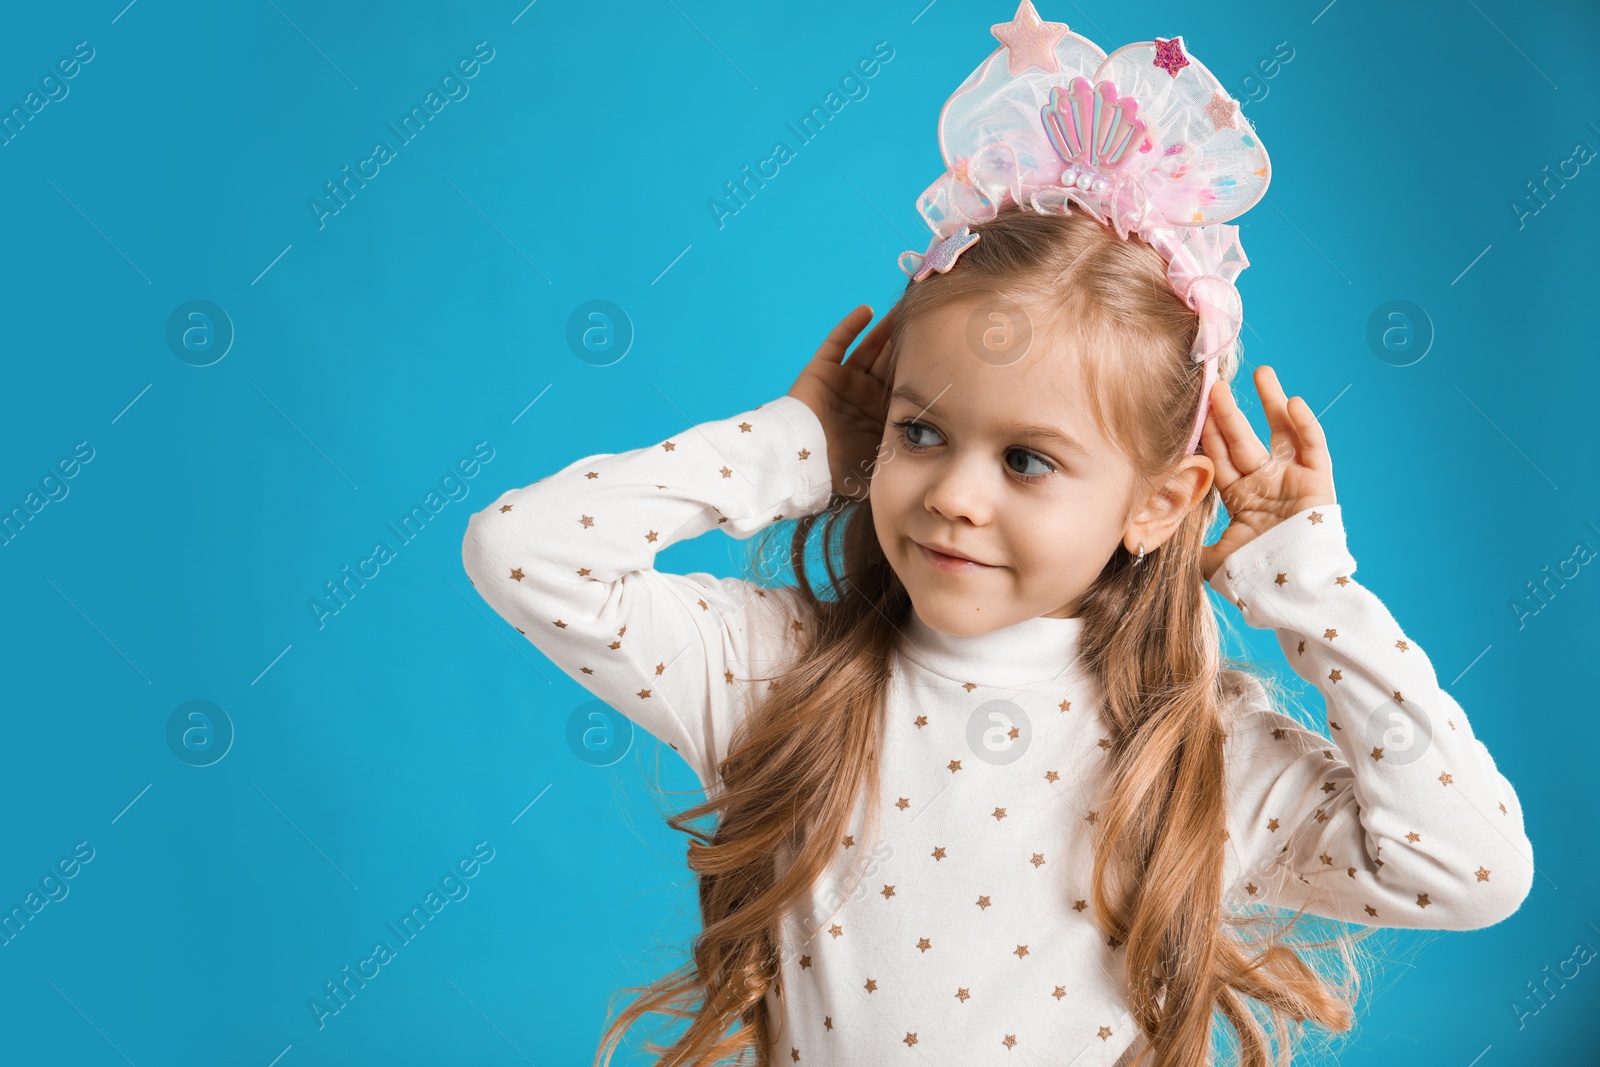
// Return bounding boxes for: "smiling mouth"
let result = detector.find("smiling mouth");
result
[915,541,998,572]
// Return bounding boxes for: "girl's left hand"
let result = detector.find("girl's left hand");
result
[1198,365,1338,584]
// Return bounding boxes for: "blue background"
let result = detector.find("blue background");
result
[1,0,1595,1063]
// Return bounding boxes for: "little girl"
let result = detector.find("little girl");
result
[462,7,1533,1065]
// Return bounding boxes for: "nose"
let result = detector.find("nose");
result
[922,451,995,527]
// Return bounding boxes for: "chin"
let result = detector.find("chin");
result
[908,591,1011,635]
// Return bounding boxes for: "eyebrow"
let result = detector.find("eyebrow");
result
[890,384,1092,457]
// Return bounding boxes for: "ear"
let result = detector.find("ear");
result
[1124,455,1215,553]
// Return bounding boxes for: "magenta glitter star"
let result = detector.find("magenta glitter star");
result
[913,226,980,281]
[990,0,1070,76]
[1152,36,1190,78]
[1203,91,1238,130]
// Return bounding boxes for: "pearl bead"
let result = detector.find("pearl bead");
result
[1090,176,1109,194]
[1075,172,1094,191]
[1060,164,1080,185]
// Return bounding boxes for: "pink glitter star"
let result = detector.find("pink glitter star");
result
[913,226,980,281]
[1203,91,1238,130]
[1152,36,1190,78]
[990,0,1070,76]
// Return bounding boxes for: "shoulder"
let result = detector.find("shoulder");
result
[701,575,810,630]
[1215,668,1340,879]
[688,575,814,672]
[1217,668,1335,781]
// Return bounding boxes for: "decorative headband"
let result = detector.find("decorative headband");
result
[897,1,1272,455]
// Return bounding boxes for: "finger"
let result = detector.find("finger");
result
[1255,365,1297,464]
[1287,395,1333,476]
[811,305,875,367]
[848,305,899,382]
[1200,385,1240,482]
[1211,376,1271,476]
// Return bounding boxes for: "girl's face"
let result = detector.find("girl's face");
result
[869,296,1143,636]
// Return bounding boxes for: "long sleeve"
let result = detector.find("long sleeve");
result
[1211,502,1535,930]
[460,394,833,788]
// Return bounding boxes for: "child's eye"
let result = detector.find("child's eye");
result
[1005,449,1057,482]
[892,419,1058,484]
[894,418,942,451]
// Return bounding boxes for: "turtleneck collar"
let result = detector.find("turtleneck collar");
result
[897,602,1087,689]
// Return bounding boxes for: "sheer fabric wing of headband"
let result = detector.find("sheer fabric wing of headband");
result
[897,1,1273,456]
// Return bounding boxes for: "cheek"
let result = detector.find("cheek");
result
[868,482,898,567]
[868,466,892,532]
[1008,499,1084,567]
[869,459,913,542]
[870,449,914,508]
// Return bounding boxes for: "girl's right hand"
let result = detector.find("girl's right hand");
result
[786,304,898,502]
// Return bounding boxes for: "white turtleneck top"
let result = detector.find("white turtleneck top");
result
[461,394,1533,1065]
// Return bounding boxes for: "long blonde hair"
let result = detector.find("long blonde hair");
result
[595,204,1363,1066]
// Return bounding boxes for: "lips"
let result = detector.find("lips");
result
[915,539,996,569]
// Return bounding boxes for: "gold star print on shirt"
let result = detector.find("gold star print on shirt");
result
[460,396,1533,1062]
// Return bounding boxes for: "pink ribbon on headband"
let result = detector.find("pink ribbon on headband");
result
[900,139,1250,456]
[1145,228,1249,454]
[1179,276,1240,454]
[895,16,1276,459]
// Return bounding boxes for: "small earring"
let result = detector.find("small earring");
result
[1135,541,1146,564]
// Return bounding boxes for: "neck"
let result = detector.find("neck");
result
[898,602,1086,689]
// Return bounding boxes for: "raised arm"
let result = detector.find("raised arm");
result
[460,394,833,787]
[1212,503,1534,929]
